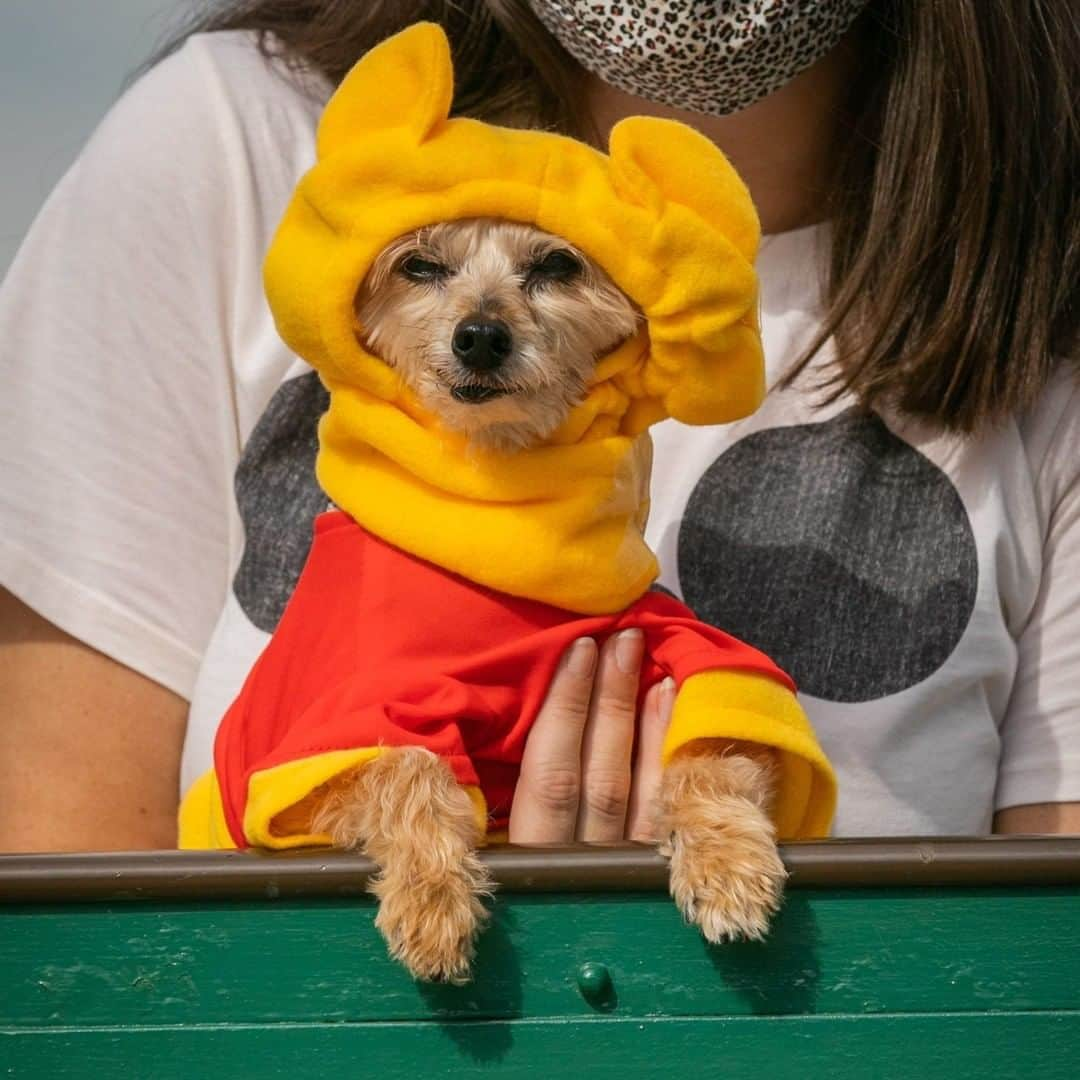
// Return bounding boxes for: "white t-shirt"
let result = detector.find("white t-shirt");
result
[2,32,1078,836]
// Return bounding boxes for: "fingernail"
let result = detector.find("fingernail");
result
[614,629,644,674]
[568,637,598,676]
[660,676,677,709]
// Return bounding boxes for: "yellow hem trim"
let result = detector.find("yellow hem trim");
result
[180,754,491,851]
[178,769,237,851]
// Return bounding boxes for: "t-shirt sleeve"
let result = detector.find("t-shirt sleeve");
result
[0,38,264,699]
[996,377,1080,812]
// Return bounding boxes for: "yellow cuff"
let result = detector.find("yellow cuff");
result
[243,748,384,849]
[662,669,836,840]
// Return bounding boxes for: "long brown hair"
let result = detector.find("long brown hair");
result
[149,1,588,131]
[155,0,1077,435]
[807,0,1079,433]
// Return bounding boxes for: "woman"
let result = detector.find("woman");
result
[1,0,1076,850]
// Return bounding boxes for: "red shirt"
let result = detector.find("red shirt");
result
[215,511,794,845]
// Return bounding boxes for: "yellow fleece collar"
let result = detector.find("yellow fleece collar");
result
[316,333,662,612]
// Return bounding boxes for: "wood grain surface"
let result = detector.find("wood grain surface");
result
[3,882,1079,1077]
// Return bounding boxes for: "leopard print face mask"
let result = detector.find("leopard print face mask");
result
[527,0,869,116]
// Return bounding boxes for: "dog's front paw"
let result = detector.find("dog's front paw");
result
[372,854,490,984]
[661,809,786,943]
[657,751,786,944]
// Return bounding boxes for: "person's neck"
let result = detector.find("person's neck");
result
[584,35,857,236]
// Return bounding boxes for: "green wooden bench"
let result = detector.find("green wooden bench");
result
[2,839,1078,1078]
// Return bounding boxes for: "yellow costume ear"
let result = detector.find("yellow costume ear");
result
[316,22,454,159]
[608,117,760,260]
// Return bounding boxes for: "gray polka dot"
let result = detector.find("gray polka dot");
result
[233,372,329,632]
[678,410,978,703]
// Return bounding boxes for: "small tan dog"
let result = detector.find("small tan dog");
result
[302,218,786,982]
[182,22,835,992]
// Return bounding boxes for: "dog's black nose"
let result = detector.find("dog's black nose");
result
[452,318,513,371]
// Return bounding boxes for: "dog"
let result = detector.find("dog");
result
[178,22,835,990]
[296,218,787,982]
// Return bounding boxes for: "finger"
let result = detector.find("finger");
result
[576,629,643,842]
[626,676,676,842]
[508,637,598,844]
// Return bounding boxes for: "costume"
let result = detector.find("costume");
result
[178,23,836,849]
[186,511,822,848]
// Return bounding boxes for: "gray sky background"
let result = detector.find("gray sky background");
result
[1,0,187,276]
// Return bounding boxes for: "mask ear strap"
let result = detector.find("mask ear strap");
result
[316,22,454,159]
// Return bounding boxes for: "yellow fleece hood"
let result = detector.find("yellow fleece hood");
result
[263,22,765,613]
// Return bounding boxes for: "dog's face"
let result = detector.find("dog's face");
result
[354,219,640,450]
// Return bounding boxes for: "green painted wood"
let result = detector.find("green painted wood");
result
[2,1013,1079,1079]
[2,888,1078,1028]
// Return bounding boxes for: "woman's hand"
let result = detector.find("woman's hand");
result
[508,631,675,844]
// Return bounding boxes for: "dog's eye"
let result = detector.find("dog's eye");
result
[528,250,582,283]
[400,255,446,282]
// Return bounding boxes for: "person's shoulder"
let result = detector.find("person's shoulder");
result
[176,30,332,120]
[1018,364,1080,504]
[1020,365,1080,448]
[65,30,330,228]
[112,31,330,152]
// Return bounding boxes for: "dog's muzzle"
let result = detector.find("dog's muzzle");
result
[449,316,514,404]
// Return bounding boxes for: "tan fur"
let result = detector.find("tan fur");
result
[658,745,786,942]
[354,219,641,450]
[319,219,782,982]
[312,747,492,984]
